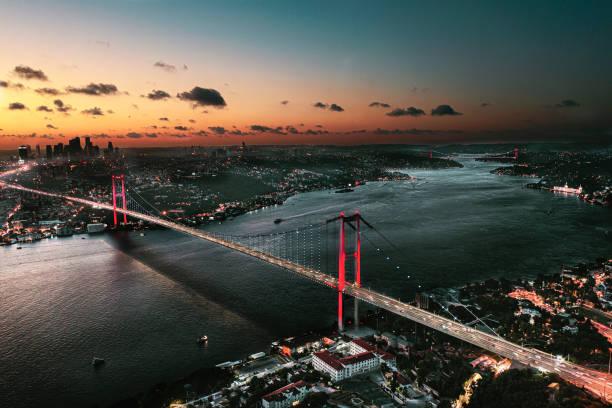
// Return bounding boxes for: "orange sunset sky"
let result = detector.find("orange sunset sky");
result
[1,1,610,149]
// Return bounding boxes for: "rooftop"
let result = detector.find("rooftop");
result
[262,380,307,402]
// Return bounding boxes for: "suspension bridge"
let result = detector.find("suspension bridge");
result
[1,167,611,402]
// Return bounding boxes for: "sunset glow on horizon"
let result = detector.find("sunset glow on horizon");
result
[1,0,610,149]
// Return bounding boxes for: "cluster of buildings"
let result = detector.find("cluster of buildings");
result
[17,138,117,163]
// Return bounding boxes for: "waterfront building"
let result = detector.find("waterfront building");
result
[261,380,309,408]
[279,333,322,356]
[87,223,106,234]
[553,182,583,195]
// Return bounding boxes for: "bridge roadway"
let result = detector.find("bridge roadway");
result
[2,178,611,402]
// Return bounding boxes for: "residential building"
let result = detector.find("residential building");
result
[261,380,309,408]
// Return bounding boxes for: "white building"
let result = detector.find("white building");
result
[350,338,397,366]
[312,350,379,381]
[261,380,309,408]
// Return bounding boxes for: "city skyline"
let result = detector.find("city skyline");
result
[1,0,611,149]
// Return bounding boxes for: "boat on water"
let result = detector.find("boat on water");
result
[140,232,146,236]
[197,335,208,344]
[17,246,22,250]
[335,188,354,194]
[274,218,283,224]
[92,357,105,367]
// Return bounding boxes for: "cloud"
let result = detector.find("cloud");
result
[81,107,104,116]
[159,117,169,121]
[192,130,208,137]
[481,102,491,107]
[145,133,157,138]
[46,124,58,129]
[106,109,114,114]
[14,65,48,80]
[146,89,171,100]
[250,125,285,134]
[170,133,190,138]
[35,87,61,96]
[37,105,53,112]
[177,86,226,107]
[174,125,188,131]
[53,99,73,113]
[188,119,195,123]
[126,132,143,138]
[386,107,426,117]
[369,102,391,108]
[66,83,119,96]
[314,102,344,112]
[0,80,24,89]
[281,100,289,105]
[153,61,176,72]
[554,99,580,108]
[431,105,462,116]
[8,102,27,110]
[208,126,226,135]
[182,64,188,70]
[285,125,299,134]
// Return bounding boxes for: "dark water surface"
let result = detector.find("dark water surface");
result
[1,159,610,407]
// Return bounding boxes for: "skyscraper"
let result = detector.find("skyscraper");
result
[53,143,63,157]
[84,137,92,156]
[46,145,53,160]
[18,146,28,161]
[68,137,82,157]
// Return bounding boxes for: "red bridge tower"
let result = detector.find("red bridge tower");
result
[112,174,127,225]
